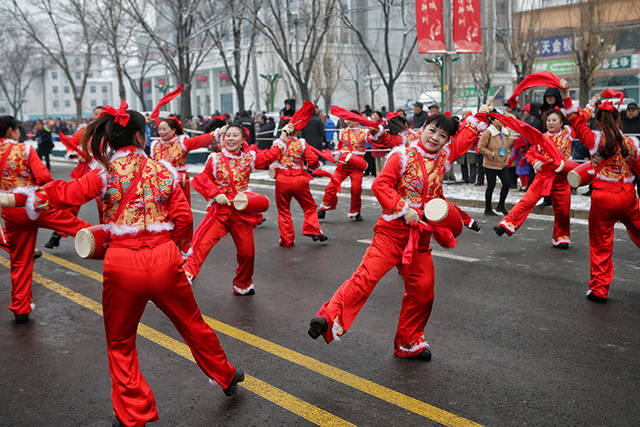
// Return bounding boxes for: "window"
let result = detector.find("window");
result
[53,100,60,108]
[64,86,70,94]
[102,86,108,93]
[64,100,71,108]
[52,86,59,94]
[90,86,96,94]
[51,71,58,79]
[102,99,108,106]
[87,72,93,78]
[90,99,97,107]
[75,72,81,80]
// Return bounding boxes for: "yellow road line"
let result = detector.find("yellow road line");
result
[40,252,483,427]
[0,256,353,427]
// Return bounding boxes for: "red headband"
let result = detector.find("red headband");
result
[385,111,400,121]
[597,101,615,112]
[99,100,130,127]
[211,115,224,121]
[167,116,182,128]
[599,89,624,110]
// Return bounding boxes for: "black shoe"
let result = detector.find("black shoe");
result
[311,234,328,242]
[497,206,509,215]
[408,348,432,361]
[308,317,328,339]
[354,213,363,222]
[469,221,481,232]
[554,242,569,249]
[537,201,552,208]
[586,290,607,303]
[14,313,29,324]
[44,232,61,249]
[112,418,123,427]
[224,368,245,396]
[317,209,326,219]
[484,209,497,216]
[33,248,43,260]
[493,225,506,236]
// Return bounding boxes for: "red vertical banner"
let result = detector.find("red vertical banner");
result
[453,0,482,53]
[415,0,445,53]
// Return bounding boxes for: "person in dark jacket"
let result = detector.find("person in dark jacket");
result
[301,109,325,152]
[411,102,429,128]
[621,102,640,134]
[35,120,54,170]
[540,87,564,121]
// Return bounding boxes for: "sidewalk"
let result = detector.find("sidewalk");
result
[52,157,593,219]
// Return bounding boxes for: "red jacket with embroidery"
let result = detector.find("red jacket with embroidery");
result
[192,145,282,200]
[525,125,573,169]
[151,133,213,171]
[563,97,640,185]
[271,136,319,175]
[372,114,489,221]
[27,146,192,250]
[337,127,380,155]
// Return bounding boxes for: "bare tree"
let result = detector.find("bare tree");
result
[570,0,617,106]
[497,0,543,89]
[124,0,221,116]
[310,25,347,112]
[470,53,493,105]
[123,41,159,111]
[340,0,417,110]
[245,0,338,101]
[208,0,260,112]
[0,23,41,117]
[10,0,97,120]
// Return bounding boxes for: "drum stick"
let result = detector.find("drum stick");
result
[488,87,503,106]
[0,208,6,245]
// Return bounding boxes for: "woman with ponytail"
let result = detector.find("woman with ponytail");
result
[560,83,640,303]
[0,103,243,425]
[0,116,90,323]
[151,116,220,204]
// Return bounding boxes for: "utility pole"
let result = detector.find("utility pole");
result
[442,0,453,113]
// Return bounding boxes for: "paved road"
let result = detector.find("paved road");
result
[1,162,639,426]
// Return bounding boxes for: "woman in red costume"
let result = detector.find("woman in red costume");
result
[494,108,574,248]
[273,119,327,247]
[151,117,216,204]
[0,104,243,425]
[184,124,284,295]
[308,105,491,360]
[559,83,640,302]
[0,116,90,323]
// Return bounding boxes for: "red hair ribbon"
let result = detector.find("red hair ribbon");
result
[243,127,250,140]
[385,111,400,121]
[167,116,182,127]
[599,89,624,110]
[211,115,224,121]
[444,112,451,118]
[99,100,130,127]
[597,101,615,112]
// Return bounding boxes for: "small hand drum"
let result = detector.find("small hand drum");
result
[423,198,463,238]
[75,225,108,259]
[567,161,594,188]
[232,192,270,213]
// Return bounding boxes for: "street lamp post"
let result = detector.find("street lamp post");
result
[259,73,282,112]
[424,55,459,112]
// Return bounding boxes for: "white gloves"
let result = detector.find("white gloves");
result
[0,193,16,207]
[214,194,231,206]
[403,208,420,225]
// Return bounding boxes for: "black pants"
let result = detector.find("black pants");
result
[364,151,376,176]
[476,155,484,185]
[37,149,51,171]
[484,167,510,210]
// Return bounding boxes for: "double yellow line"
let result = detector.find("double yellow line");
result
[1,253,482,426]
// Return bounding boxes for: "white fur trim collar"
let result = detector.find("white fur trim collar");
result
[590,131,602,156]
[13,186,39,220]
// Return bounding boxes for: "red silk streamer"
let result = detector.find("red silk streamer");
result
[452,0,482,53]
[506,71,570,109]
[58,132,89,162]
[305,144,336,163]
[599,89,624,110]
[597,101,615,112]
[489,112,564,167]
[402,221,456,265]
[311,169,333,178]
[415,0,445,53]
[280,115,292,122]
[386,111,400,121]
[151,84,183,127]
[99,100,130,127]
[290,101,315,130]
[329,105,379,128]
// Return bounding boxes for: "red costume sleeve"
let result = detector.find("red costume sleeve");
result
[525,144,546,165]
[39,169,104,210]
[446,113,489,162]
[166,182,193,251]
[371,151,407,220]
[374,132,404,148]
[191,156,221,200]
[182,133,214,151]
[28,146,53,185]
[563,97,597,152]
[252,144,283,169]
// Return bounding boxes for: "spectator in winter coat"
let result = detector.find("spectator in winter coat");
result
[301,109,325,151]
[35,120,54,170]
[621,102,640,134]
[411,102,429,128]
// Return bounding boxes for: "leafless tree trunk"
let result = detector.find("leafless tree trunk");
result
[340,0,417,110]
[0,22,41,117]
[310,25,346,112]
[124,0,221,117]
[570,0,617,106]
[123,41,159,111]
[245,0,338,102]
[209,0,260,112]
[470,53,492,105]
[10,0,97,120]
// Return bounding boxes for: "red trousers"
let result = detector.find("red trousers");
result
[320,161,364,216]
[180,172,191,205]
[103,239,236,426]
[315,218,434,357]
[588,183,640,298]
[184,205,256,294]
[275,173,322,246]
[499,172,571,245]
[3,207,90,314]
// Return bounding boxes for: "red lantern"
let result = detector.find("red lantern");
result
[219,72,230,81]
[141,80,151,88]
[196,75,208,83]
[158,79,166,86]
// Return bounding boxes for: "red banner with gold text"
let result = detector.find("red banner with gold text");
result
[452,0,482,53]
[415,0,445,53]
